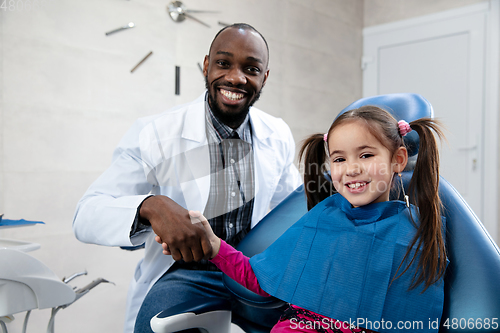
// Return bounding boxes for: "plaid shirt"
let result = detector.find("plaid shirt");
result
[204,96,255,247]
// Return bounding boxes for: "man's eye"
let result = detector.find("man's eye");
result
[246,67,261,74]
[216,60,229,67]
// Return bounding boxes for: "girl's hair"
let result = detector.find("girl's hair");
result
[298,105,447,291]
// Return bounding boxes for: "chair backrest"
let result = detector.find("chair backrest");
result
[437,174,500,332]
[225,93,500,332]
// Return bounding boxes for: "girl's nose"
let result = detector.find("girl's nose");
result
[346,163,361,176]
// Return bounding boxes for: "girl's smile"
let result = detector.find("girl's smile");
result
[345,180,371,193]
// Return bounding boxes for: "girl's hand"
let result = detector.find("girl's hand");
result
[155,235,172,255]
[188,210,221,259]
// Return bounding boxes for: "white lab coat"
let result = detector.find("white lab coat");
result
[72,92,302,332]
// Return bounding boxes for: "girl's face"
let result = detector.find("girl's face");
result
[328,120,406,207]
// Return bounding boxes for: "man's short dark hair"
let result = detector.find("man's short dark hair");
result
[208,23,269,56]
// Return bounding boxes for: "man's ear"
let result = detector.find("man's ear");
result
[262,69,270,87]
[203,55,209,77]
[393,146,408,173]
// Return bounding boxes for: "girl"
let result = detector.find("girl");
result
[160,105,447,333]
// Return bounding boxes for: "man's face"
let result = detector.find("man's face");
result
[203,27,269,128]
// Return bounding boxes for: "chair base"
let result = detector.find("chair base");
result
[151,310,232,333]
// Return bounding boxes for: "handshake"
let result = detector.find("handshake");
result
[155,211,221,260]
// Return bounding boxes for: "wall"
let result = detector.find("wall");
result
[0,0,363,332]
[364,0,500,242]
[364,0,486,26]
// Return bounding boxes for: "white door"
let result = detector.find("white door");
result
[363,2,498,239]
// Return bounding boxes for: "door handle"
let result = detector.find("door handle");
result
[457,144,477,151]
[457,143,478,170]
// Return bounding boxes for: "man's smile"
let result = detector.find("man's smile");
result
[219,88,245,101]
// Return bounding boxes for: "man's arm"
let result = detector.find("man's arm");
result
[72,130,154,247]
[73,119,212,261]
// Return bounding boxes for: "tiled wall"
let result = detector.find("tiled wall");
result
[0,0,362,331]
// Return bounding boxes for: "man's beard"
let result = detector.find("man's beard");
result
[205,76,262,128]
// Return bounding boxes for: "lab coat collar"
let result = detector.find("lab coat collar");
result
[249,109,273,142]
[181,93,207,143]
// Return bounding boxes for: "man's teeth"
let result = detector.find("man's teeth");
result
[221,89,244,101]
[348,182,366,189]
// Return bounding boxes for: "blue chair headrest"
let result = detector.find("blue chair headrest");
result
[336,93,433,158]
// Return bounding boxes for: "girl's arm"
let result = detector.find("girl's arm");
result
[211,238,270,297]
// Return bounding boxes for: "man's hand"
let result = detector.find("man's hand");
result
[140,195,212,262]
[155,211,221,260]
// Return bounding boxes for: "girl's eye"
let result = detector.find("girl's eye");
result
[361,153,374,159]
[332,157,345,163]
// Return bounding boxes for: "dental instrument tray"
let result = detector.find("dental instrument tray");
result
[0,214,45,229]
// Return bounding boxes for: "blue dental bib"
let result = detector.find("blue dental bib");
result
[249,194,445,333]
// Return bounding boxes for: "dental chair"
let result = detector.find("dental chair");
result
[150,94,500,333]
[0,218,113,333]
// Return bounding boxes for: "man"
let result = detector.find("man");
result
[73,23,301,333]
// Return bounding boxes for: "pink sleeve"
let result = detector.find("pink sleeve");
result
[210,240,270,297]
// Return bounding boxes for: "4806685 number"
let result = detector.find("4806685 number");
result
[0,0,49,11]
[442,318,498,330]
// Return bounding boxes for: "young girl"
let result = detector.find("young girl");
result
[160,105,447,333]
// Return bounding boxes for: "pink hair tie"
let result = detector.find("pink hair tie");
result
[398,120,412,136]
[323,133,328,142]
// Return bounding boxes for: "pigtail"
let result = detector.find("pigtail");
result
[400,118,447,291]
[298,134,335,210]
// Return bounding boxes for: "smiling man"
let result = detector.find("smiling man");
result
[73,23,301,333]
[203,25,269,129]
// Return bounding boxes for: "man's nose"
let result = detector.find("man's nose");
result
[226,67,246,86]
